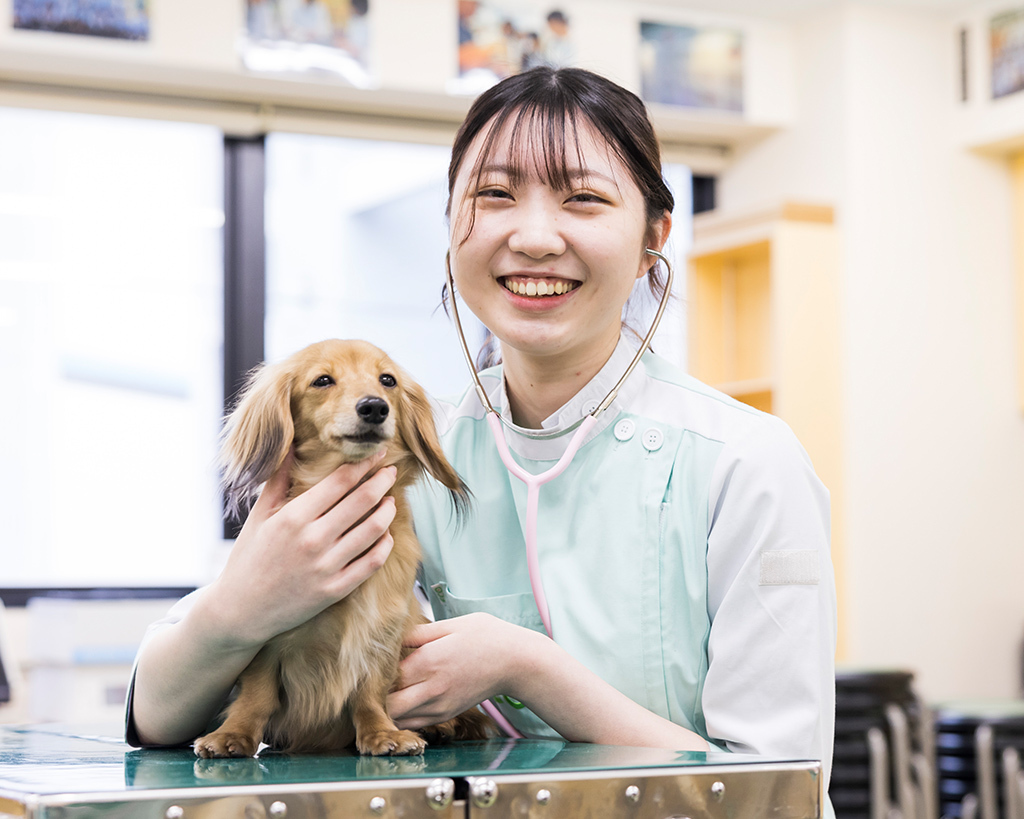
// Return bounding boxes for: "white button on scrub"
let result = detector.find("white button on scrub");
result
[582,399,600,416]
[642,428,664,452]
[614,419,635,441]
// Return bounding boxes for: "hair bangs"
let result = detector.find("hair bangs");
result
[474,101,593,194]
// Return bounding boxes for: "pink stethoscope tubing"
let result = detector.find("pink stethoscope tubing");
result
[478,413,596,739]
[486,411,598,639]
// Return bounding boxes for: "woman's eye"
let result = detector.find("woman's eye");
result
[477,188,513,200]
[379,373,397,388]
[568,192,606,204]
[311,374,335,388]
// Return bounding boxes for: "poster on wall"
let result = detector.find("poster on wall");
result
[13,0,149,40]
[451,0,574,95]
[991,8,1024,99]
[241,0,371,88]
[639,21,743,113]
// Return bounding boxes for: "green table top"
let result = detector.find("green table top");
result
[0,724,807,797]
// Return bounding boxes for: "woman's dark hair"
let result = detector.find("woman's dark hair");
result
[445,66,675,367]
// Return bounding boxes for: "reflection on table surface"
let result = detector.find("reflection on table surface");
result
[0,723,792,796]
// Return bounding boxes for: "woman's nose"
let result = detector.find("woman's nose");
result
[506,200,566,259]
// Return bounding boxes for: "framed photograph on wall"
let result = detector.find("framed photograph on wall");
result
[639,21,743,113]
[13,0,149,41]
[451,1,574,95]
[991,8,1024,99]
[241,0,371,87]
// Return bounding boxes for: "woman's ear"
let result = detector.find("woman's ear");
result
[219,360,295,519]
[640,210,673,278]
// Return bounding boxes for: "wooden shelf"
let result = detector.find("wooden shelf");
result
[688,239,772,393]
[687,202,838,422]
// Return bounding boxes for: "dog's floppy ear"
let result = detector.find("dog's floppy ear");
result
[220,360,295,519]
[397,374,470,518]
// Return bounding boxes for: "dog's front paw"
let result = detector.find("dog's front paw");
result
[194,731,260,759]
[357,729,426,756]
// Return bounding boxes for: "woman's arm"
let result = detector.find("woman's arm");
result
[387,613,708,751]
[701,416,836,770]
[131,451,399,747]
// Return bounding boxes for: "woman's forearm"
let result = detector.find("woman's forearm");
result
[507,628,709,751]
[130,590,262,747]
[390,615,709,751]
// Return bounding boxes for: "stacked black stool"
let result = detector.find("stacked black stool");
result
[933,701,1024,819]
[832,670,934,819]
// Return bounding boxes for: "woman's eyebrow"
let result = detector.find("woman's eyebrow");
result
[477,164,617,185]
[565,169,616,185]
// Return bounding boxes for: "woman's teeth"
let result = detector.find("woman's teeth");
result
[503,279,578,297]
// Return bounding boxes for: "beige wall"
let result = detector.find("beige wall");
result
[721,3,1024,703]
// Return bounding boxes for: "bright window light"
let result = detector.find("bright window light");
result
[0,107,225,588]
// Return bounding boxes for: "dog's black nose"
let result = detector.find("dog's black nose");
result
[356,396,390,425]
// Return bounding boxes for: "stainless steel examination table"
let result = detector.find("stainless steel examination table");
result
[0,724,822,818]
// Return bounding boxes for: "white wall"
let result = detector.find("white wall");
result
[721,3,1024,703]
[720,6,848,210]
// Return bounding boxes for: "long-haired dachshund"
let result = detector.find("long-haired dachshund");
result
[194,339,492,758]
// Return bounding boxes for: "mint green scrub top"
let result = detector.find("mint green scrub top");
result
[408,337,837,799]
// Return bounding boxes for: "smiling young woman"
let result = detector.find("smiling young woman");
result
[126,67,836,815]
[393,67,836,793]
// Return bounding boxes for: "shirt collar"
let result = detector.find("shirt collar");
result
[490,333,645,461]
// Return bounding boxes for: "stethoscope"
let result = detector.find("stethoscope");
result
[444,247,674,738]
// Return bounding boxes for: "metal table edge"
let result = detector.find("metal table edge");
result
[0,774,455,808]
[467,757,822,784]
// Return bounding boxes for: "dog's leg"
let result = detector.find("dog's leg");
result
[352,666,425,756]
[194,649,279,759]
[419,707,497,744]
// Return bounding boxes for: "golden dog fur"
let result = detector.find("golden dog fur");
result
[194,339,491,758]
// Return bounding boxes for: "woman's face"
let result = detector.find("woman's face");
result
[449,116,670,370]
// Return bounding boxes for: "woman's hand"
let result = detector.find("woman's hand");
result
[206,448,399,650]
[387,612,709,751]
[388,613,539,729]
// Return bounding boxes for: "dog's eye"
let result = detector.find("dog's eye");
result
[379,373,397,388]
[311,375,335,388]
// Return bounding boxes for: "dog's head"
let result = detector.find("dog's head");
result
[220,339,467,518]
